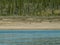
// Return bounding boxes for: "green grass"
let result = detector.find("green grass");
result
[0,0,60,16]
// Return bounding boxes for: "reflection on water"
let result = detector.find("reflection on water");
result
[0,30,60,45]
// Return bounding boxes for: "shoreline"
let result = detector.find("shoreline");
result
[0,22,60,30]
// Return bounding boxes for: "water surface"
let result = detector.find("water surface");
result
[0,30,60,45]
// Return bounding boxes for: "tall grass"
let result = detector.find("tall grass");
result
[0,0,60,16]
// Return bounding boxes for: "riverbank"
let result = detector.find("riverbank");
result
[0,21,60,30]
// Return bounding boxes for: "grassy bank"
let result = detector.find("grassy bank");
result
[0,0,60,16]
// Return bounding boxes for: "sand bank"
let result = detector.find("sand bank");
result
[0,22,60,30]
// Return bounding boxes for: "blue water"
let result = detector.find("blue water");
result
[0,30,60,45]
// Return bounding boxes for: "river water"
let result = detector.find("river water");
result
[0,30,60,45]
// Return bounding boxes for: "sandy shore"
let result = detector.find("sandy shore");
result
[0,21,60,30]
